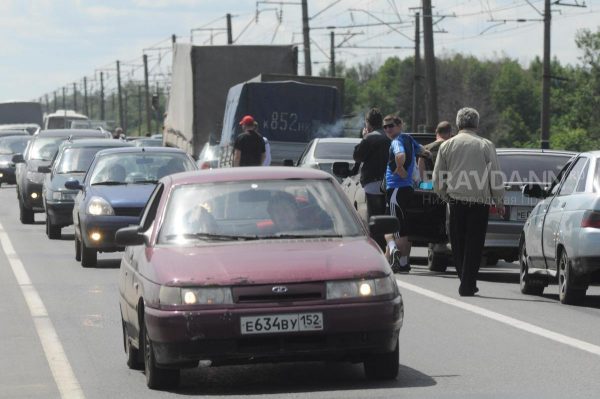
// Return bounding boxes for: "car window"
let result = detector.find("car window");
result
[0,137,30,154]
[498,153,572,184]
[55,147,105,174]
[140,184,164,232]
[88,152,195,184]
[559,157,587,196]
[27,137,64,161]
[314,142,358,161]
[158,179,363,245]
[297,140,314,165]
[576,161,590,193]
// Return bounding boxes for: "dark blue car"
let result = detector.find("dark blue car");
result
[67,147,197,267]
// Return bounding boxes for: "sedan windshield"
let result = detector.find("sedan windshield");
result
[55,147,104,174]
[314,142,358,160]
[88,152,195,185]
[159,179,363,245]
[28,137,63,160]
[0,137,30,155]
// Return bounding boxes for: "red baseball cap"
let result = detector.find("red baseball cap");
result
[239,115,255,126]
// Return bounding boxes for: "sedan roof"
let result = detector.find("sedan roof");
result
[36,129,108,138]
[167,166,333,186]
[59,138,133,149]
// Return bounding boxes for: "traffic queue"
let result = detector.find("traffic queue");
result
[0,104,598,391]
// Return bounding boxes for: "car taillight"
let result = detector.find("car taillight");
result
[489,205,505,220]
[581,210,600,228]
[200,162,210,170]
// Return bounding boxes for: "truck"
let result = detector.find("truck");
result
[164,44,298,159]
[219,77,343,166]
[0,101,43,129]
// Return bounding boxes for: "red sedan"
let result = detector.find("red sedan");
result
[116,167,403,389]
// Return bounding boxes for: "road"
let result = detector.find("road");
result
[2,184,600,399]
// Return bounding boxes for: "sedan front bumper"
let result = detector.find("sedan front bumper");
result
[46,201,75,227]
[144,296,403,367]
[80,215,140,251]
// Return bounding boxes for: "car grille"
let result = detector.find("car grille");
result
[233,282,325,303]
[112,207,143,217]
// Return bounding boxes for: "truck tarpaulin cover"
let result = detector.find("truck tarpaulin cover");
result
[221,81,342,146]
[0,102,43,126]
[164,44,296,157]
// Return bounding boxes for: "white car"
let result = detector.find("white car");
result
[520,151,600,304]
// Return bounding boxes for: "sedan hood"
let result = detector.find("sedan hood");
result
[146,238,389,286]
[90,184,156,207]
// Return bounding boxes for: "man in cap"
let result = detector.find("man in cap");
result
[233,115,266,167]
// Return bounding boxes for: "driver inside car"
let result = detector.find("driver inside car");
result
[266,192,333,233]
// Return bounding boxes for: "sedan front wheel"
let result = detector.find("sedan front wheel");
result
[143,320,180,389]
[80,237,97,268]
[363,338,399,380]
[519,238,545,295]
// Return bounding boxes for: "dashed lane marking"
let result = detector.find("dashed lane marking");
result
[0,222,85,399]
[396,278,600,357]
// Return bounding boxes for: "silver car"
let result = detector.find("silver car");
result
[297,137,361,180]
[520,151,600,304]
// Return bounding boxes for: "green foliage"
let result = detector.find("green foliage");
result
[550,128,600,152]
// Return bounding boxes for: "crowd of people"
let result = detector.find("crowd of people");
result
[353,106,505,297]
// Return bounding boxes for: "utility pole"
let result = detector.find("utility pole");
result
[301,0,312,75]
[116,60,124,129]
[100,72,105,121]
[172,34,177,46]
[330,31,335,77]
[62,87,66,110]
[540,0,551,150]
[143,54,152,135]
[124,90,129,132]
[138,85,143,136]
[44,94,49,114]
[111,93,116,122]
[73,83,78,112]
[154,82,160,134]
[422,0,438,132]
[227,13,233,44]
[412,12,421,133]
[83,77,89,116]
[53,91,57,112]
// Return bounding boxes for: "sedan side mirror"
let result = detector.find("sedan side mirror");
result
[12,153,24,163]
[115,226,147,246]
[369,215,400,236]
[332,161,352,178]
[38,166,51,173]
[523,183,546,199]
[64,179,83,190]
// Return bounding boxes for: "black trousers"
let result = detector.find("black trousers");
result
[365,193,387,250]
[449,200,489,294]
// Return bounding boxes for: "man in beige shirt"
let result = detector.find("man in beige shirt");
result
[433,107,505,296]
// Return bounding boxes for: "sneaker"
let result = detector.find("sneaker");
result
[390,249,411,273]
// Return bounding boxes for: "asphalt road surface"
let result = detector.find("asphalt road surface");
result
[2,185,600,399]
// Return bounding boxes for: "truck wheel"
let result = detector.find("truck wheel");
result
[428,246,448,272]
[364,338,399,380]
[19,198,34,224]
[80,239,97,268]
[519,238,545,295]
[144,321,180,389]
[558,249,586,305]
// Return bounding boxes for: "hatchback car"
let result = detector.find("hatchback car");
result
[67,147,197,267]
[115,167,403,389]
[41,139,133,239]
[0,135,31,187]
[13,129,111,224]
[520,151,600,304]
[296,137,361,180]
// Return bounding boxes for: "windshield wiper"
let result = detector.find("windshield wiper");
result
[60,170,87,174]
[165,233,260,241]
[132,179,159,184]
[265,233,343,239]
[91,181,127,186]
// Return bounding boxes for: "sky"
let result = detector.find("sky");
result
[1,0,599,103]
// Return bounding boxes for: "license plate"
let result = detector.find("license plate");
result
[240,312,323,335]
[512,206,531,221]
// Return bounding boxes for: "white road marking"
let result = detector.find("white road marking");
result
[0,222,85,399]
[396,279,600,357]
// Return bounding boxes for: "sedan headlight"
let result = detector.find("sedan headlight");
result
[51,191,77,201]
[158,286,233,306]
[26,171,45,184]
[326,276,398,299]
[87,196,114,216]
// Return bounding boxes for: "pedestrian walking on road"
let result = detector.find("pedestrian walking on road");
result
[352,108,390,249]
[433,107,505,296]
[233,115,266,167]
